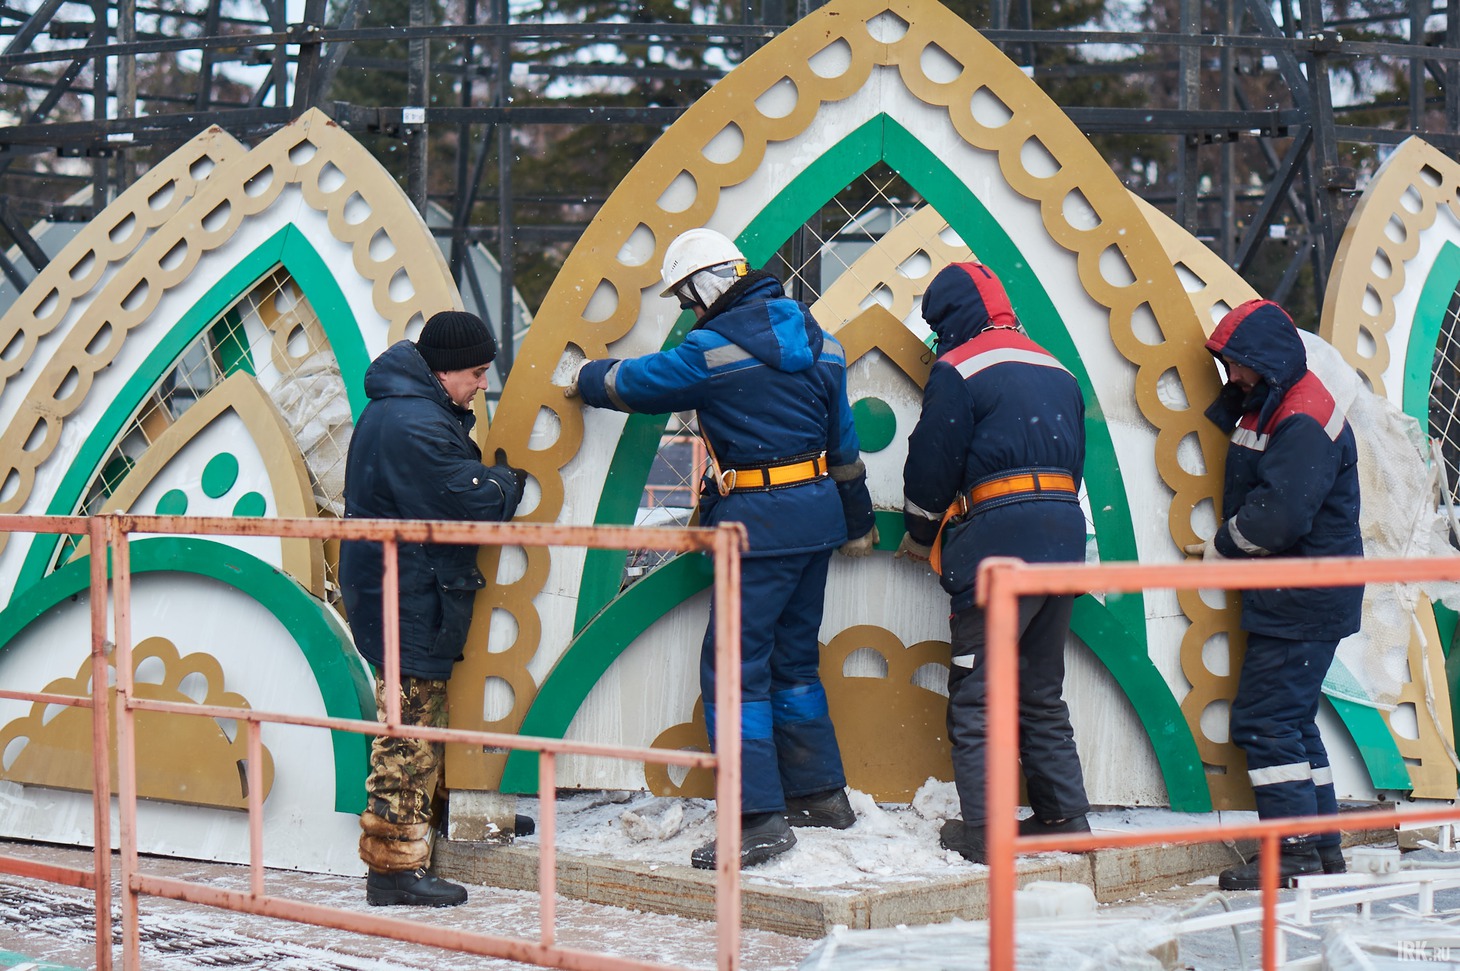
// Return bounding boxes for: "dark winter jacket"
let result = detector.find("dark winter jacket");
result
[1203,299,1363,640]
[340,340,524,679]
[903,262,1086,613]
[577,271,874,555]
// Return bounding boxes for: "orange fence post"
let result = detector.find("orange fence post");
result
[712,523,744,971]
[87,513,114,971]
[109,520,142,971]
[381,536,402,727]
[540,750,558,949]
[982,562,1021,970]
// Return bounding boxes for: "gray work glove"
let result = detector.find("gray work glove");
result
[562,362,586,399]
[839,524,879,557]
[1182,536,1227,561]
[893,534,932,563]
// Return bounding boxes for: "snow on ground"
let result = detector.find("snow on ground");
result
[514,779,1257,890]
[0,780,1270,970]
[0,843,817,971]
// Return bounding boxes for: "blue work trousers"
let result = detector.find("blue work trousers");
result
[1230,632,1341,848]
[700,548,845,815]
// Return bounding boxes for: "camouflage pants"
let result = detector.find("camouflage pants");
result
[365,673,449,824]
[359,673,448,873]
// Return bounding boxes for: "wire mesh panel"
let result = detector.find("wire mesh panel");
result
[68,267,354,594]
[1430,283,1460,514]
[766,165,921,307]
[625,414,705,584]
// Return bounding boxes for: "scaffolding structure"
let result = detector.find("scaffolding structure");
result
[0,0,1458,377]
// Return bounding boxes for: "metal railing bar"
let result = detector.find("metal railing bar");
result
[120,696,720,766]
[133,873,693,971]
[0,856,97,888]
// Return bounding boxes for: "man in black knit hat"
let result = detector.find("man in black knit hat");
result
[340,310,527,906]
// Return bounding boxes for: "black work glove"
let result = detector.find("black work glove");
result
[1203,381,1246,432]
[494,448,528,507]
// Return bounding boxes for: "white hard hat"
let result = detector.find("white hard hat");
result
[659,228,747,297]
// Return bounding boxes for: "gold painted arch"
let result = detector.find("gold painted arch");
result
[0,108,461,533]
[471,0,1235,807]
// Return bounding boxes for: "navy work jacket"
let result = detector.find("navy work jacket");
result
[903,263,1086,613]
[339,340,522,680]
[1204,301,1363,640]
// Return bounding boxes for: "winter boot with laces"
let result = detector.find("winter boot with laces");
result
[366,867,469,907]
[1218,839,1323,890]
[691,812,796,870]
[785,788,855,829]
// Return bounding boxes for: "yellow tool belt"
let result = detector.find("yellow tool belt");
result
[717,452,828,494]
[930,469,1077,573]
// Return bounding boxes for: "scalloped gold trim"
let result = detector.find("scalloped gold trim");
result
[812,206,969,337]
[1319,137,1457,393]
[0,635,275,809]
[0,127,244,559]
[0,109,461,531]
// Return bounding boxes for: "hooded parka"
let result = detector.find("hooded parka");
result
[902,262,1087,612]
[1203,299,1363,640]
[340,340,523,680]
[900,261,1091,832]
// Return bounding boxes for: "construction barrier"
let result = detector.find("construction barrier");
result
[980,551,1460,970]
[0,512,749,971]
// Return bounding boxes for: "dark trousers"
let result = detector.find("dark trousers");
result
[1230,632,1340,847]
[700,548,846,815]
[947,595,1089,827]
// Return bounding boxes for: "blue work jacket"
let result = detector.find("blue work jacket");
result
[577,272,874,556]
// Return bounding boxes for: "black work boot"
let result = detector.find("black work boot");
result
[1218,841,1323,890]
[1318,844,1346,874]
[366,867,469,907]
[785,788,855,829]
[939,819,988,864]
[1018,814,1091,837]
[691,812,796,870]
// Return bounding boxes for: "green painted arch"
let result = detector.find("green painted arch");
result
[1403,239,1460,426]
[16,224,368,594]
[0,536,372,813]
[549,113,1203,804]
[508,510,1210,810]
[1404,238,1460,787]
[574,114,1142,636]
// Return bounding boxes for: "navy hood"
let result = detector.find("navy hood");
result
[921,261,1019,354]
[363,340,474,425]
[1206,300,1306,430]
[699,271,824,373]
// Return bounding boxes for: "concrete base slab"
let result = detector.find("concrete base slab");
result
[435,838,1269,939]
[433,792,1400,940]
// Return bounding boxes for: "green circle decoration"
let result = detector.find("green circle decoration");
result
[155,489,189,515]
[851,397,897,452]
[232,492,267,517]
[201,452,240,498]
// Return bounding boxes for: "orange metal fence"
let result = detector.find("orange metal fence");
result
[0,512,748,971]
[979,552,1460,970]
